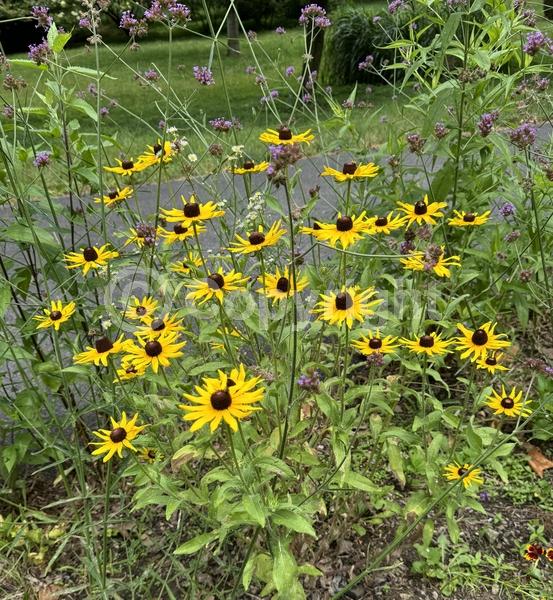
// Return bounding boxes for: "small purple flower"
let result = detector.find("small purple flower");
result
[499,202,516,218]
[479,491,490,502]
[400,240,415,255]
[342,99,354,109]
[78,16,92,29]
[33,151,51,168]
[245,65,256,75]
[406,132,425,153]
[120,11,148,37]
[373,15,382,23]
[100,106,109,117]
[509,123,537,149]
[2,104,14,118]
[255,74,266,86]
[478,111,499,137]
[285,65,295,77]
[297,370,320,392]
[522,9,537,27]
[144,68,160,81]
[209,116,241,132]
[504,230,521,243]
[158,119,166,130]
[523,30,553,56]
[168,3,191,21]
[87,83,97,96]
[135,222,158,247]
[275,26,286,35]
[434,122,448,139]
[28,39,51,65]
[247,30,257,41]
[302,92,312,103]
[270,89,279,99]
[299,4,331,28]
[358,55,374,71]
[367,353,385,368]
[193,66,214,86]
[388,0,405,14]
[144,1,164,21]
[535,77,549,91]
[31,6,52,30]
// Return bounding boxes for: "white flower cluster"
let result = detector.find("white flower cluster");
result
[244,192,266,228]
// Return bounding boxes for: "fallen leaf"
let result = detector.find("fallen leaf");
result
[526,444,553,478]
[38,585,63,600]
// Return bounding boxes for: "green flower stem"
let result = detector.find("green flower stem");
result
[100,460,112,592]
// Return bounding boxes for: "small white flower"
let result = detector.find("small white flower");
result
[166,126,178,134]
[187,153,198,162]
[101,319,112,329]
[231,144,244,155]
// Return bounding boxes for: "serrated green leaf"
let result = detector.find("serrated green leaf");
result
[272,509,316,538]
[174,530,219,555]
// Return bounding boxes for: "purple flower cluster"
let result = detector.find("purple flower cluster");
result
[522,9,537,26]
[144,68,160,81]
[255,74,266,86]
[261,90,279,104]
[245,65,256,75]
[388,0,406,14]
[477,111,499,137]
[193,66,214,86]
[135,222,158,246]
[267,144,302,177]
[504,230,520,243]
[28,40,51,66]
[275,26,286,35]
[434,122,448,139]
[2,104,14,118]
[285,65,295,77]
[499,202,516,218]
[509,123,537,149]
[79,17,92,29]
[33,151,51,168]
[342,99,354,109]
[299,4,331,28]
[302,92,312,103]
[358,55,374,71]
[119,11,148,37]
[144,1,191,22]
[297,370,321,392]
[523,30,553,56]
[247,30,257,41]
[209,117,241,133]
[31,6,52,30]
[100,106,109,117]
[406,132,426,153]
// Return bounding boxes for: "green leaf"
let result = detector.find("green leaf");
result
[343,471,379,493]
[387,440,406,487]
[0,223,57,248]
[8,59,48,71]
[243,494,266,528]
[69,98,98,122]
[272,509,316,538]
[272,540,297,593]
[66,66,116,80]
[0,286,11,319]
[174,530,219,555]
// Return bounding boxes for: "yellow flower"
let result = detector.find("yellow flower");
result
[257,266,308,303]
[134,314,185,339]
[169,253,203,275]
[34,300,76,331]
[313,286,382,329]
[228,220,286,254]
[161,194,225,225]
[301,213,371,249]
[124,296,158,322]
[138,447,162,463]
[524,544,545,561]
[123,226,162,248]
[138,140,173,167]
[365,212,407,235]
[123,331,186,374]
[476,352,508,374]
[259,126,314,145]
[321,161,379,183]
[448,210,491,227]
[400,332,452,357]
[94,186,133,207]
[351,330,399,356]
[179,364,264,432]
[232,160,270,175]
[73,335,128,367]
[186,268,249,305]
[160,222,205,245]
[484,385,531,418]
[443,463,484,488]
[64,244,119,276]
[210,327,242,352]
[454,321,511,362]
[104,158,149,176]
[90,412,146,462]
[114,358,146,382]
[397,195,447,227]
[400,247,461,278]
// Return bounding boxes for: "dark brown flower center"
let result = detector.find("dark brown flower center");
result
[145,340,163,357]
[173,223,189,235]
[312,222,322,230]
[278,126,292,140]
[419,335,435,348]
[108,191,118,200]
[342,161,357,175]
[335,292,353,311]
[150,318,165,331]
[336,216,353,232]
[243,160,255,170]
[457,467,467,476]
[500,397,515,409]
[210,389,232,410]
[471,329,488,345]
[463,213,476,222]
[135,306,147,316]
[485,356,497,366]
[227,378,236,387]
[125,366,137,374]
[276,277,290,293]
[110,427,127,443]
[83,247,99,262]
[375,216,388,227]
[49,310,62,321]
[153,143,163,155]
[183,203,201,218]
[121,160,134,170]
[95,336,114,353]
[414,201,428,215]
[248,231,266,245]
[369,338,382,349]
[147,449,156,459]
[207,273,225,289]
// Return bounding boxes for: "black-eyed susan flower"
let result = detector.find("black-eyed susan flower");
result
[365,212,407,235]
[170,253,203,275]
[454,321,511,362]
[138,140,173,167]
[256,266,308,303]
[160,222,205,245]
[313,286,382,329]
[161,194,225,225]
[448,210,491,227]
[138,447,162,463]
[210,327,242,352]
[90,412,146,462]
[524,544,544,561]
[94,186,133,207]
[259,125,314,145]
[104,158,148,176]
[124,296,158,322]
[232,160,270,175]
[123,331,185,374]
[34,300,76,331]
[400,247,461,278]
[443,463,484,488]
[400,332,452,357]
[545,548,553,562]
[321,161,379,183]
[351,330,399,356]
[485,385,532,418]
[476,352,508,374]
[123,224,161,248]
[301,213,371,249]
[74,335,128,367]
[228,220,286,254]
[134,314,185,339]
[114,358,146,382]
[397,195,447,228]
[64,244,119,276]
[186,268,249,305]
[179,364,264,432]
